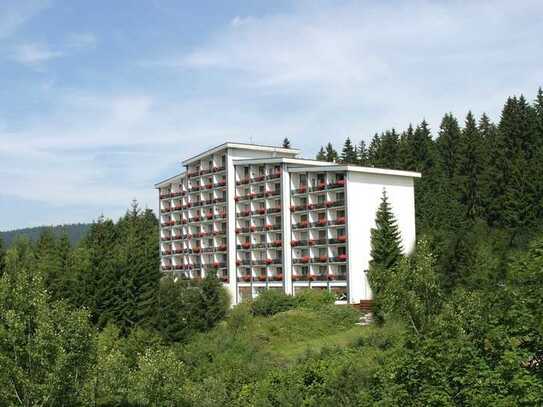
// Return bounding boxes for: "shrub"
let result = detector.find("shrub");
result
[294,289,336,309]
[251,290,296,317]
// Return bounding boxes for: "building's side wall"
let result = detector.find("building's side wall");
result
[346,172,416,303]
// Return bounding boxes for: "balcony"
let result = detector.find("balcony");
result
[267,207,281,214]
[188,185,201,192]
[236,176,251,186]
[269,240,282,248]
[332,217,346,225]
[238,209,251,218]
[308,238,327,246]
[161,236,172,241]
[238,275,252,283]
[251,175,266,183]
[160,192,171,199]
[161,265,173,271]
[160,208,171,213]
[292,185,307,194]
[253,208,267,215]
[330,254,348,262]
[171,191,184,198]
[309,182,327,192]
[161,250,172,256]
[293,255,311,264]
[266,171,281,180]
[325,200,345,208]
[187,171,199,178]
[327,179,346,189]
[214,180,227,188]
[329,235,347,244]
[290,204,307,213]
[311,219,328,227]
[313,255,328,263]
[293,220,309,229]
[327,273,347,281]
[213,165,226,173]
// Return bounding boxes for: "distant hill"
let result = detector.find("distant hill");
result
[0,223,91,247]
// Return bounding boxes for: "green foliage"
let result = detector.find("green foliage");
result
[251,289,297,316]
[340,137,357,164]
[370,189,403,270]
[0,239,95,406]
[0,223,90,247]
[281,137,291,148]
[155,273,230,342]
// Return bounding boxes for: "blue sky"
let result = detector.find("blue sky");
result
[1,0,542,230]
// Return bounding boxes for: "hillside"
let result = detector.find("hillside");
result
[0,223,91,247]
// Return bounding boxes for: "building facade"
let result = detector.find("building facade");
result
[156,142,420,305]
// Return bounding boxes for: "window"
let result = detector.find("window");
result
[318,212,326,220]
[274,183,280,191]
[208,160,213,169]
[337,210,345,218]
[317,194,325,204]
[259,166,265,175]
[338,246,346,255]
[319,248,327,257]
[259,184,265,192]
[337,228,345,236]
[318,230,326,239]
[337,192,345,201]
[299,174,307,185]
[244,167,249,176]
[336,173,344,181]
[221,155,226,166]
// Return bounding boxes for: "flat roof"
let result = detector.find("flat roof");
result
[232,157,334,167]
[182,142,300,165]
[288,165,421,178]
[154,171,186,188]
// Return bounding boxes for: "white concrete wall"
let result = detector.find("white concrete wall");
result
[346,172,416,303]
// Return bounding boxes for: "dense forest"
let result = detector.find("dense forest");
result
[0,223,91,247]
[1,88,543,405]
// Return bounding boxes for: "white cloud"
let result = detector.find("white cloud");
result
[66,32,97,49]
[176,0,543,134]
[0,0,50,39]
[12,42,62,66]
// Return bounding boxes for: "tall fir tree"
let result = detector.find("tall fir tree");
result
[456,112,486,220]
[486,96,539,243]
[369,189,403,270]
[282,138,291,148]
[324,142,338,162]
[357,140,368,165]
[340,138,357,164]
[437,113,462,181]
[316,146,326,161]
[0,236,5,277]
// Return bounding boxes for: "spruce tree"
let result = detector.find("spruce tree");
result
[457,112,486,220]
[357,140,368,165]
[340,138,357,164]
[369,189,403,270]
[324,142,338,162]
[282,138,291,148]
[316,146,326,161]
[0,236,5,276]
[437,113,462,181]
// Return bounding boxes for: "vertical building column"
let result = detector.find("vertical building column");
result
[281,164,293,295]
[226,150,238,304]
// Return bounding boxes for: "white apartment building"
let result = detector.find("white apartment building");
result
[155,142,420,305]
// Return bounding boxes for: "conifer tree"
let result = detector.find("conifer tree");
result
[369,189,403,270]
[324,142,338,162]
[457,112,486,220]
[316,146,326,161]
[437,113,462,181]
[340,138,357,164]
[282,138,291,148]
[357,140,368,165]
[0,236,5,276]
